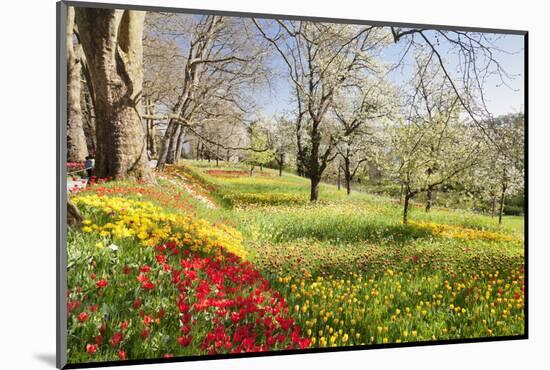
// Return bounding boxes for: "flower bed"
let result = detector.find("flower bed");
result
[67,242,310,362]
[68,162,85,172]
[409,220,521,243]
[73,194,246,259]
[67,191,310,362]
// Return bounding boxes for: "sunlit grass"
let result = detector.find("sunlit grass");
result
[66,160,524,361]
[175,160,525,344]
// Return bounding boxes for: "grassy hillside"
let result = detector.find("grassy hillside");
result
[173,162,524,342]
[66,161,524,362]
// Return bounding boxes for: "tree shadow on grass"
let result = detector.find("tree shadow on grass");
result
[271,220,434,244]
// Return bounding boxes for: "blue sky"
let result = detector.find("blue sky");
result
[480,34,525,115]
[253,30,525,119]
[156,15,525,120]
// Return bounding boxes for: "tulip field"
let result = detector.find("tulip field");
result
[66,162,525,363]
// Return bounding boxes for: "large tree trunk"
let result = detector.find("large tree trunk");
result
[196,141,201,160]
[148,121,157,158]
[309,122,322,202]
[157,120,178,168]
[216,136,220,167]
[174,127,186,163]
[278,154,284,176]
[157,16,220,170]
[403,193,412,225]
[425,186,434,212]
[75,8,151,180]
[309,172,320,201]
[498,184,507,225]
[79,47,96,156]
[166,124,181,164]
[343,158,351,196]
[337,161,341,190]
[144,97,150,160]
[310,176,321,202]
[66,7,88,162]
[144,97,157,159]
[81,74,96,156]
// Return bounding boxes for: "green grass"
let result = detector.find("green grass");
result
[179,161,524,243]
[174,160,525,344]
[66,159,525,360]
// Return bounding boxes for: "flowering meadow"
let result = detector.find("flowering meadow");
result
[66,162,524,363]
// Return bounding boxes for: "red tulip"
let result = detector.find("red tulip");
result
[177,335,192,347]
[96,279,108,288]
[140,329,150,340]
[86,344,98,354]
[132,298,142,309]
[141,281,155,290]
[110,332,123,347]
[137,274,148,283]
[143,315,153,326]
[139,265,151,273]
[77,312,89,323]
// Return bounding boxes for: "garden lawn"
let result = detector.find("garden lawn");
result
[66,160,524,362]
[178,161,525,346]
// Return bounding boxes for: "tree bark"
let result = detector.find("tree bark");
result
[166,124,181,164]
[337,162,341,190]
[310,176,321,202]
[156,17,222,170]
[148,121,157,158]
[343,157,351,196]
[174,127,186,163]
[75,8,151,180]
[144,97,157,159]
[81,73,96,155]
[403,193,412,225]
[66,7,88,162]
[215,137,220,167]
[425,186,434,212]
[308,121,322,202]
[157,118,182,169]
[498,184,507,225]
[67,200,84,228]
[275,153,284,176]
